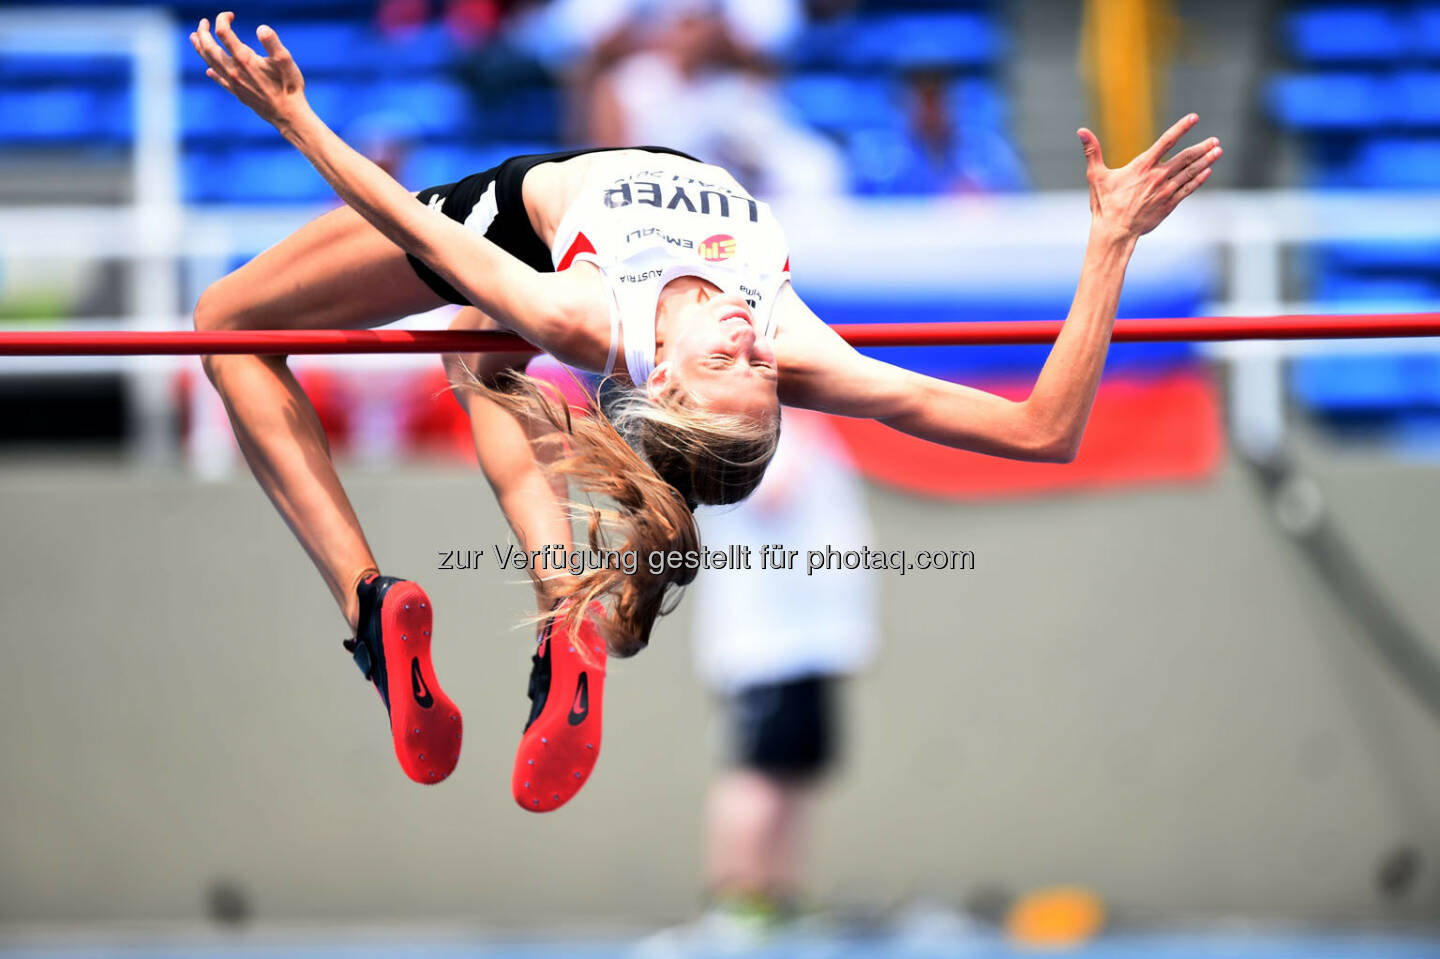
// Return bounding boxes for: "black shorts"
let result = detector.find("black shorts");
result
[724,674,838,781]
[407,145,700,306]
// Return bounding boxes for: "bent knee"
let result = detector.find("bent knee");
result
[194,286,233,384]
[194,281,276,383]
[192,281,235,334]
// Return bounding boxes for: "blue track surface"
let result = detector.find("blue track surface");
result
[3,932,1439,959]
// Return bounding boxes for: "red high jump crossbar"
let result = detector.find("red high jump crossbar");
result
[1,313,1439,355]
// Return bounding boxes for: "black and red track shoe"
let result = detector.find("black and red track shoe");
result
[512,601,607,812]
[343,575,461,784]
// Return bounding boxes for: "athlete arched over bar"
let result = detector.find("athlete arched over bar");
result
[189,13,1221,803]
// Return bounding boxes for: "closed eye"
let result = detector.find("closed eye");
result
[705,354,774,377]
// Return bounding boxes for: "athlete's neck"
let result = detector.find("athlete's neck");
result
[653,275,723,362]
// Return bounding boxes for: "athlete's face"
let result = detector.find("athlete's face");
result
[649,283,779,419]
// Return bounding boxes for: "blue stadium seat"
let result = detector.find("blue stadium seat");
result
[785,18,861,70]
[0,53,128,86]
[1414,5,1440,58]
[788,12,999,71]
[785,75,1006,138]
[187,146,333,203]
[182,81,283,141]
[183,149,230,203]
[362,79,471,138]
[949,77,1007,131]
[401,141,558,191]
[373,23,457,74]
[476,86,561,140]
[93,87,135,143]
[0,88,103,144]
[183,79,356,141]
[848,126,1026,195]
[1351,137,1440,187]
[1393,70,1440,126]
[1314,272,1439,302]
[1391,413,1440,451]
[1320,240,1440,273]
[784,74,899,133]
[1292,354,1440,412]
[1285,6,1406,63]
[1261,8,1440,424]
[170,1,365,18]
[1268,73,1387,130]
[843,13,1001,70]
[177,21,371,78]
[266,21,373,74]
[1298,138,1366,187]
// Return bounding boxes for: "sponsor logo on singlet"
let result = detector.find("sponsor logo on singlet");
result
[625,227,694,249]
[699,234,736,262]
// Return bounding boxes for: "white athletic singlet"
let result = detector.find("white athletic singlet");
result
[548,151,792,385]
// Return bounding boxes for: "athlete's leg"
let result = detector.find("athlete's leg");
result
[444,308,609,810]
[195,205,450,628]
[443,307,579,616]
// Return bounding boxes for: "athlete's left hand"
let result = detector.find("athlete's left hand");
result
[190,12,308,130]
[1078,113,1222,240]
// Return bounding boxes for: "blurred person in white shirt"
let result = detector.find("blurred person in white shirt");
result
[518,0,846,197]
[690,411,878,928]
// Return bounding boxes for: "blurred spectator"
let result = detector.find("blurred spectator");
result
[526,0,845,197]
[513,0,802,75]
[854,70,1028,196]
[376,0,557,94]
[688,413,879,935]
[906,69,1028,193]
[376,0,537,48]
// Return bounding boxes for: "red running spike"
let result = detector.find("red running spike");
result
[513,601,607,812]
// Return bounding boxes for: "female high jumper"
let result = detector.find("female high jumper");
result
[188,13,1221,807]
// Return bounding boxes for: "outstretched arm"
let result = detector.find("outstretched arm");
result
[189,14,603,367]
[777,114,1221,462]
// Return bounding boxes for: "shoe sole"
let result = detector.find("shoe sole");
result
[380,581,462,784]
[513,604,607,812]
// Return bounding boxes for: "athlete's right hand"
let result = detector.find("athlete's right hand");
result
[1078,114,1221,240]
[191,12,308,130]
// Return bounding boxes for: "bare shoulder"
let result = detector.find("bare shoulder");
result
[520,153,601,248]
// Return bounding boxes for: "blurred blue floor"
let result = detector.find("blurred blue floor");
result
[3,931,1439,959]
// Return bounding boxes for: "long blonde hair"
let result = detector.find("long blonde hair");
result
[469,369,780,657]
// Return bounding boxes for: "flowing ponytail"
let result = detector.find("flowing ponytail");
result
[464,369,779,657]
